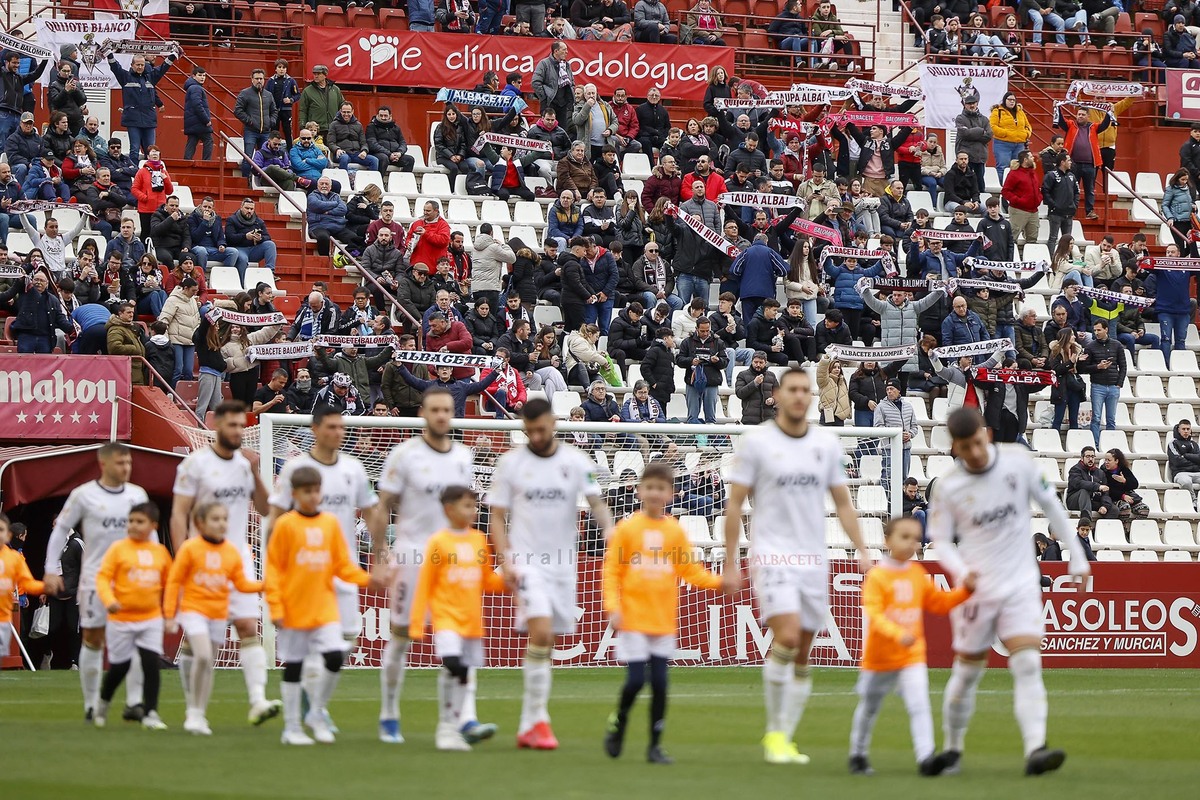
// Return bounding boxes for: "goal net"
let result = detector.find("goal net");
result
[249,415,905,669]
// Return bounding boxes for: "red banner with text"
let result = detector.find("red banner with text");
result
[0,355,132,441]
[303,27,733,101]
[1167,70,1200,122]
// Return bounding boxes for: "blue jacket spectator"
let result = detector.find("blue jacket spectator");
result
[914,237,981,279]
[581,245,619,297]
[547,198,583,249]
[621,392,666,423]
[97,143,138,192]
[824,257,885,310]
[396,363,499,417]
[105,227,147,267]
[182,74,211,137]
[307,189,347,233]
[940,297,990,348]
[4,120,43,179]
[1050,282,1090,331]
[289,137,329,183]
[729,236,789,305]
[106,51,176,130]
[189,206,225,250]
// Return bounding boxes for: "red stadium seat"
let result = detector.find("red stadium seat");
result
[286,2,315,29]
[1042,43,1072,77]
[1076,44,1103,77]
[1100,43,1133,68]
[723,0,750,25]
[316,4,348,28]
[1135,12,1163,39]
[253,3,287,41]
[347,7,377,28]
[380,8,408,30]
[1114,13,1132,35]
[989,5,1016,26]
[742,31,770,51]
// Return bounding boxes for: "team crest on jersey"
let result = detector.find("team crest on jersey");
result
[136,550,154,566]
[305,528,324,547]
[205,551,222,571]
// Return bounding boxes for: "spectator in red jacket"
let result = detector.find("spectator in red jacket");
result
[611,88,641,154]
[679,153,726,202]
[640,155,682,208]
[424,311,474,379]
[896,129,925,194]
[405,200,451,271]
[1000,149,1044,250]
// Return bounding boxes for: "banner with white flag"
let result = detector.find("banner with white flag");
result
[916,64,1009,128]
[34,18,138,89]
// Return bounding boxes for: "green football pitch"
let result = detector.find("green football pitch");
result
[2,668,1196,799]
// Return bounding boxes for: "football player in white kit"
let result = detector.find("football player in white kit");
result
[265,405,384,735]
[43,442,151,722]
[927,408,1090,776]
[372,387,496,747]
[722,367,871,765]
[487,398,613,750]
[170,400,281,726]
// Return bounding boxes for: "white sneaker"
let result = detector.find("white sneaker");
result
[184,711,213,736]
[281,728,315,745]
[249,699,283,726]
[305,711,336,744]
[93,701,110,729]
[436,723,472,751]
[141,711,168,731]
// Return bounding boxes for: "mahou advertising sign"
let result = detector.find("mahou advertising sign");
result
[0,355,131,440]
[304,27,734,101]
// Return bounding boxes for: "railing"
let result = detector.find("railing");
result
[218,132,312,284]
[1104,167,1184,240]
[136,355,206,427]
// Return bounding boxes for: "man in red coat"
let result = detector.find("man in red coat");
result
[425,311,474,379]
[679,154,726,202]
[405,199,451,269]
[1000,150,1043,251]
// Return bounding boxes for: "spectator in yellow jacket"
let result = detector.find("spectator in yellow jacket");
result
[990,92,1032,186]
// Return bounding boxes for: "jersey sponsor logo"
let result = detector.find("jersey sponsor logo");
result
[210,486,249,502]
[192,570,230,591]
[321,492,354,508]
[970,503,1017,528]
[523,487,571,502]
[775,472,822,488]
[98,516,127,529]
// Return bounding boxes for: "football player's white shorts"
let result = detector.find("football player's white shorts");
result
[615,632,675,663]
[78,590,107,629]
[176,611,227,645]
[388,562,421,631]
[433,630,484,668]
[228,544,261,621]
[276,622,345,663]
[950,588,1044,655]
[516,568,577,635]
[751,565,829,631]
[106,618,164,663]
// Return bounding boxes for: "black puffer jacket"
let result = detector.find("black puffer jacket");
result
[607,308,650,356]
[640,338,676,400]
[1168,422,1200,478]
[848,367,887,412]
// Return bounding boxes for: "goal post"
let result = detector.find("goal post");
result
[256,413,906,669]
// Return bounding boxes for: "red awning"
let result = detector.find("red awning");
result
[0,445,184,509]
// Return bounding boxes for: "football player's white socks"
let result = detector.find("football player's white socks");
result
[439,670,467,729]
[379,636,409,722]
[79,642,103,712]
[782,664,813,741]
[315,665,342,715]
[281,680,303,734]
[849,671,889,758]
[178,640,194,707]
[1009,647,1048,758]
[943,657,986,752]
[190,638,216,716]
[240,639,268,707]
[762,644,797,735]
[301,653,323,708]
[125,652,145,707]
[461,667,479,724]
[520,644,553,733]
[897,665,935,762]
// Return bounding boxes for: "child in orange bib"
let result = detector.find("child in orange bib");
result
[165,501,264,736]
[602,463,724,765]
[0,513,45,660]
[409,485,509,752]
[849,516,974,777]
[94,502,173,731]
